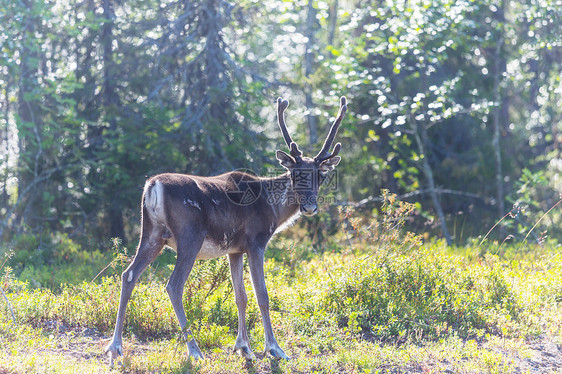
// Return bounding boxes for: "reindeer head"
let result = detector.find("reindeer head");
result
[275,96,347,216]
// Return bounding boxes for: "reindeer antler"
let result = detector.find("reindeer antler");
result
[277,98,292,147]
[277,97,302,159]
[315,96,347,162]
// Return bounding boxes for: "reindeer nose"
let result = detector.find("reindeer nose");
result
[301,204,318,216]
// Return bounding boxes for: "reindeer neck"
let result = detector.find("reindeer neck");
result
[262,172,299,226]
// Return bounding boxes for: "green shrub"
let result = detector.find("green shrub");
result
[6,232,111,289]
[1,252,241,345]
[318,247,519,342]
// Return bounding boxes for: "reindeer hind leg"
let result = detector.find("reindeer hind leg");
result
[165,225,206,359]
[105,220,164,366]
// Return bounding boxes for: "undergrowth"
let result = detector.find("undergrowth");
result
[0,191,561,373]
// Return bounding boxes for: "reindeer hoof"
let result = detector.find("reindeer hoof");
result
[105,341,123,367]
[235,345,256,361]
[187,342,205,360]
[189,352,204,360]
[188,351,204,360]
[265,345,289,361]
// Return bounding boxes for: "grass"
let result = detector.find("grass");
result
[1,195,561,373]
[2,239,562,373]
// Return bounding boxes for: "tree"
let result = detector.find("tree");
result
[0,1,84,238]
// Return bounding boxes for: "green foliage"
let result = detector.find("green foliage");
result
[1,0,560,244]
[2,217,562,372]
[0,0,272,243]
[0,2,561,372]
[1,241,240,345]
[7,233,109,290]
[322,248,518,342]
[503,168,562,241]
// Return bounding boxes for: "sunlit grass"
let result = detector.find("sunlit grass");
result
[1,195,561,373]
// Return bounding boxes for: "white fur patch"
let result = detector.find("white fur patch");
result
[184,198,201,211]
[274,212,301,235]
[145,180,166,224]
[196,239,238,260]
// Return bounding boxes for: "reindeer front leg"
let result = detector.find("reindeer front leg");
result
[247,247,289,360]
[228,252,256,360]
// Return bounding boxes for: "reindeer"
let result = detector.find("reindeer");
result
[105,96,347,365]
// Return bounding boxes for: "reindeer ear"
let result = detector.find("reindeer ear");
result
[276,150,296,169]
[319,156,341,172]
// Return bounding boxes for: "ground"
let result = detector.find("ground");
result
[2,319,562,373]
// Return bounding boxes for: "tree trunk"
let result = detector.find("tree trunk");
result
[16,0,44,230]
[305,0,318,146]
[492,1,506,234]
[328,0,339,46]
[101,0,125,241]
[1,81,10,215]
[413,121,452,245]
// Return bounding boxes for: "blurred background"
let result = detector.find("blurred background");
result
[0,0,560,252]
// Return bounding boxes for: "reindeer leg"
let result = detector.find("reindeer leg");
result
[166,227,205,360]
[105,229,163,366]
[228,252,256,361]
[247,247,289,360]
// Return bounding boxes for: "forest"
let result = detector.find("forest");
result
[1,0,560,245]
[1,0,561,373]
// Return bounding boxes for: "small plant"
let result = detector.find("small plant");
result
[343,189,423,259]
[0,249,16,326]
[91,237,131,282]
